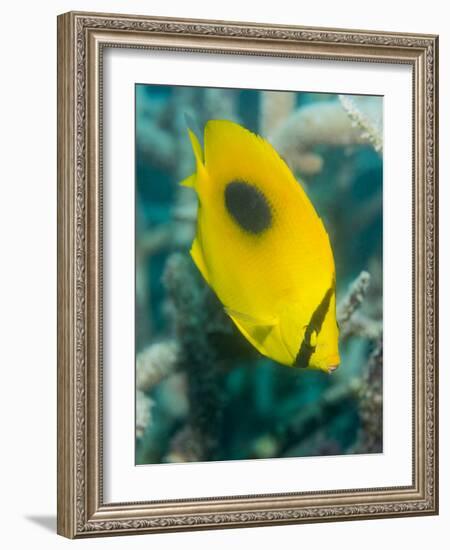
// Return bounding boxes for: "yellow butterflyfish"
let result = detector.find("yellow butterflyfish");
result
[181,119,340,373]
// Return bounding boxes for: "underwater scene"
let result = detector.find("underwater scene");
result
[135,84,383,465]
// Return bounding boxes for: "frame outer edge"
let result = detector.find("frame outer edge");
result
[56,10,439,537]
[57,12,76,539]
[435,35,439,515]
[430,35,439,515]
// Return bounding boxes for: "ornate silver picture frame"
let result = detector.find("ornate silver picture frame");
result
[57,11,438,538]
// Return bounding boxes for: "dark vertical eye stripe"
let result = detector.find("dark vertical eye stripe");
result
[224,180,272,234]
[294,286,334,369]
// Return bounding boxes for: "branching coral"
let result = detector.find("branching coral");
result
[277,380,361,457]
[135,340,179,440]
[164,426,202,463]
[337,273,383,454]
[337,271,382,342]
[136,390,154,439]
[136,266,383,455]
[136,88,384,463]
[339,95,383,154]
[352,338,383,453]
[338,270,371,325]
[271,271,382,456]
[135,87,240,351]
[269,102,368,175]
[162,254,228,461]
[247,271,382,458]
[136,340,180,392]
[260,91,296,139]
[203,87,240,122]
[260,96,383,175]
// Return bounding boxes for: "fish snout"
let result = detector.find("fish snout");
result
[327,363,340,374]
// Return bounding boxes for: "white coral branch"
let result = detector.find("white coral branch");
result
[340,311,382,341]
[260,91,297,138]
[135,340,180,438]
[136,340,180,392]
[136,390,154,439]
[338,95,383,154]
[270,102,369,175]
[337,271,371,325]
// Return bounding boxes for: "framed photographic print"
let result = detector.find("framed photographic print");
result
[57,11,439,538]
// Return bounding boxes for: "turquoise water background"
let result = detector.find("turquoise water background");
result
[135,84,383,465]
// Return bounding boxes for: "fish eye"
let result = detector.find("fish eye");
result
[310,330,318,348]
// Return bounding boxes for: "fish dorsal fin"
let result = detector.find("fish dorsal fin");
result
[183,124,207,188]
[204,120,293,184]
[184,113,203,143]
[188,128,204,166]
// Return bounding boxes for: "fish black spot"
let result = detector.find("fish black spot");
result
[294,285,334,369]
[224,181,272,234]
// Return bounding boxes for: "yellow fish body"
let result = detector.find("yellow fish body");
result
[181,120,340,373]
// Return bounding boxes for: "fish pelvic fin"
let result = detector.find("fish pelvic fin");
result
[190,237,210,285]
[180,173,196,188]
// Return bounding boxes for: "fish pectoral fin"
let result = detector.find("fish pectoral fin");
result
[224,308,277,328]
[227,310,294,365]
[190,238,210,284]
[225,308,278,348]
[180,173,196,188]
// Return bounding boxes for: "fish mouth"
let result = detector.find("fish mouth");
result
[315,360,339,374]
[324,355,340,374]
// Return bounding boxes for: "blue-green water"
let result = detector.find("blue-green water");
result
[135,84,383,465]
